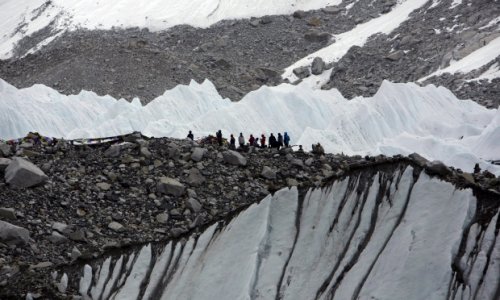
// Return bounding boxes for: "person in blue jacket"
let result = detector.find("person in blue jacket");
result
[284,132,290,147]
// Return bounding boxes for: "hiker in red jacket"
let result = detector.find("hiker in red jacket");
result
[249,134,255,146]
[260,134,266,148]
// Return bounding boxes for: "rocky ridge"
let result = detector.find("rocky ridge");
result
[0,0,498,106]
[0,132,499,298]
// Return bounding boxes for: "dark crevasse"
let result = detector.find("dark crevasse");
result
[68,165,498,300]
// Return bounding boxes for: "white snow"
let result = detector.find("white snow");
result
[0,0,342,59]
[79,168,497,300]
[479,16,500,30]
[419,36,500,81]
[1,78,499,175]
[282,0,429,81]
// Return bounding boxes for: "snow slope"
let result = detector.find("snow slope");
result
[75,167,499,300]
[0,0,342,59]
[1,78,499,174]
[282,0,429,81]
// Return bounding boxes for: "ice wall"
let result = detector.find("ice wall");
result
[76,166,499,300]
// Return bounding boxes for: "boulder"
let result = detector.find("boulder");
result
[140,147,152,158]
[0,207,16,220]
[5,157,48,188]
[191,147,207,162]
[0,220,30,245]
[0,144,11,157]
[0,158,11,172]
[222,150,247,166]
[293,10,306,19]
[311,57,326,75]
[48,231,68,244]
[409,153,428,167]
[322,6,343,14]
[261,166,277,180]
[293,66,311,79]
[385,50,405,61]
[186,168,206,187]
[157,177,186,196]
[304,30,331,43]
[425,161,452,177]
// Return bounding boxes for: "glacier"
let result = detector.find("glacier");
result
[1,78,499,175]
[76,165,499,300]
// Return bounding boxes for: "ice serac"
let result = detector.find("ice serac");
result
[1,79,499,175]
[78,166,499,300]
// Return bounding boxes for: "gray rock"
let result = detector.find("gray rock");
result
[108,221,125,232]
[157,177,186,196]
[0,208,16,220]
[170,227,187,238]
[0,158,11,172]
[291,159,305,168]
[222,150,247,166]
[425,160,452,177]
[104,144,121,158]
[385,50,405,61]
[156,213,169,224]
[249,19,260,27]
[305,158,314,166]
[311,57,326,75]
[52,222,68,233]
[187,168,206,187]
[140,147,152,158]
[69,229,86,242]
[304,30,331,43]
[409,153,429,167]
[186,198,202,213]
[286,178,299,186]
[261,166,277,180]
[71,246,82,261]
[96,182,111,191]
[48,231,68,244]
[293,66,310,79]
[191,147,207,162]
[5,157,48,188]
[293,10,306,19]
[322,6,342,14]
[0,144,11,157]
[0,220,30,245]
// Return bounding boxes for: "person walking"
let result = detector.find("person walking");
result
[284,132,290,147]
[260,134,266,148]
[238,133,245,148]
[187,130,194,140]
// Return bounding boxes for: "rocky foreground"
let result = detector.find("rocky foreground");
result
[0,133,499,298]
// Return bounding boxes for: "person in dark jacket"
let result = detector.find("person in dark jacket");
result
[216,130,223,146]
[249,134,255,146]
[260,134,266,148]
[187,130,194,140]
[229,134,236,149]
[269,133,277,148]
[277,133,284,150]
[284,132,290,147]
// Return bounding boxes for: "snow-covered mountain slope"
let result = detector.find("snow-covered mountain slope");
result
[1,79,499,174]
[75,166,499,300]
[0,0,341,59]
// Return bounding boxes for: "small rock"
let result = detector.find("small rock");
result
[311,57,326,75]
[191,147,207,162]
[0,144,12,157]
[52,222,68,233]
[385,50,405,61]
[186,198,202,213]
[71,247,82,261]
[48,231,68,244]
[293,10,306,19]
[170,227,187,238]
[0,158,11,172]
[261,166,277,180]
[96,182,111,191]
[68,229,86,242]
[156,213,169,224]
[29,261,53,270]
[140,147,152,158]
[108,222,125,232]
[409,153,429,167]
[157,177,186,196]
[287,178,299,186]
[187,168,206,187]
[293,66,310,79]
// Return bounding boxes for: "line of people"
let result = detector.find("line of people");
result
[187,130,290,150]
